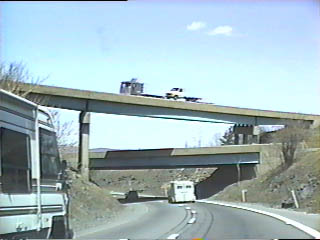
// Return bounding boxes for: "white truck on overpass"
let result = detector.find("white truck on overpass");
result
[165,87,201,102]
[0,89,73,239]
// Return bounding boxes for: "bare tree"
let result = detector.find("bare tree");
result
[0,62,77,154]
[273,121,311,169]
[0,62,47,102]
[208,132,222,147]
[49,109,78,155]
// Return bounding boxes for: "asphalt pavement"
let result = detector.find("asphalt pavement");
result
[77,200,313,239]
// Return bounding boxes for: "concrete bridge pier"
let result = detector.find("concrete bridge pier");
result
[78,111,91,180]
[233,124,260,144]
[243,134,248,144]
[234,134,240,145]
[252,133,260,144]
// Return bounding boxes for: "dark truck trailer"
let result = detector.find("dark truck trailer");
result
[140,94,165,99]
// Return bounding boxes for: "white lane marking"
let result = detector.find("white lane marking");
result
[197,200,320,239]
[187,217,196,224]
[124,202,144,205]
[167,233,180,239]
[185,206,191,210]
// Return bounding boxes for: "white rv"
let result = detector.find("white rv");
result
[167,181,196,203]
[0,89,73,239]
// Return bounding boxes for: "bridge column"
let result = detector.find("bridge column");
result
[234,124,260,145]
[78,111,91,180]
[234,133,240,145]
[243,134,248,144]
[252,133,260,143]
[252,125,260,144]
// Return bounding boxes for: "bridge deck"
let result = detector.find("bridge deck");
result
[89,145,264,170]
[19,83,320,125]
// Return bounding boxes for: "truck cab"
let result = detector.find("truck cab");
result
[0,89,72,239]
[165,88,185,100]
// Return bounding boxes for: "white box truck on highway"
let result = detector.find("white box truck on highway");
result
[0,89,73,239]
[167,181,196,203]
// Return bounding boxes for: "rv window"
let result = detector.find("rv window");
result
[186,185,192,188]
[177,186,183,189]
[39,128,61,179]
[0,128,31,193]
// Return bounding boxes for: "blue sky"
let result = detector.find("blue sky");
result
[1,1,320,149]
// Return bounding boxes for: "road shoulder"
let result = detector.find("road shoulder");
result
[197,199,320,238]
[75,202,149,238]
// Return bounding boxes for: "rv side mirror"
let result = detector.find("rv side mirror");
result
[61,160,67,171]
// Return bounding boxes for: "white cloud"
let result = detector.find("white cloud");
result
[207,25,233,36]
[187,21,207,31]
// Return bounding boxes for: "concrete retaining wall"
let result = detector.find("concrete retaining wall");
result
[195,144,285,199]
[195,164,257,199]
[256,144,283,176]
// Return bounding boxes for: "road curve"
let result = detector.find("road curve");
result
[77,201,189,239]
[180,202,312,239]
[77,201,313,239]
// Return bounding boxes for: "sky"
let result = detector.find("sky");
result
[1,0,320,149]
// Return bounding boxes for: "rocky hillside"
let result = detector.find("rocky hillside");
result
[90,168,216,196]
[211,149,320,213]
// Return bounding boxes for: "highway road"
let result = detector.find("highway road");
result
[77,200,313,239]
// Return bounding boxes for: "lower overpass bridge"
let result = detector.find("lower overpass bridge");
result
[89,144,262,170]
[88,144,270,199]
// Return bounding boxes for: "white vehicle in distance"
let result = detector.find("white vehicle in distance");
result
[165,88,201,102]
[167,180,196,203]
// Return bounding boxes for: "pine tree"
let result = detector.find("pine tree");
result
[219,126,235,145]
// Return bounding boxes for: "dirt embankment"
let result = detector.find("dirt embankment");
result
[66,169,125,232]
[211,149,320,213]
[90,168,216,196]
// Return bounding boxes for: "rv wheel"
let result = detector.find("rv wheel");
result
[50,216,71,239]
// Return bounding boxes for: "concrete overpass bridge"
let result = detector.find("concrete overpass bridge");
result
[87,144,277,199]
[19,83,320,125]
[17,83,320,181]
[89,144,261,170]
